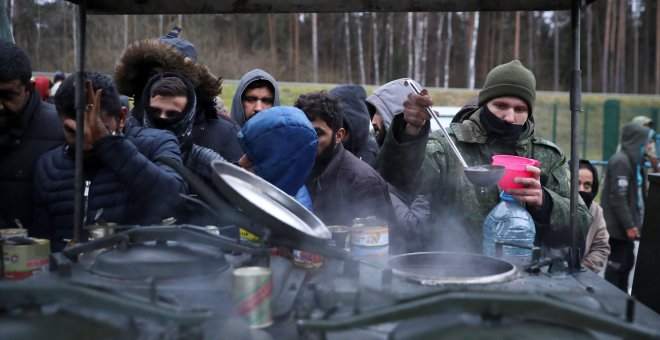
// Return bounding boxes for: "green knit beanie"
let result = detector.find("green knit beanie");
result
[478,60,536,115]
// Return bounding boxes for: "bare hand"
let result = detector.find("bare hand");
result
[506,165,543,208]
[626,227,640,240]
[402,89,433,136]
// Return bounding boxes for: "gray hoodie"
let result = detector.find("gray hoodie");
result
[365,78,420,131]
[230,69,281,127]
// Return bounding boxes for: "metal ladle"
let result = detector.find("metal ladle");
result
[404,80,505,187]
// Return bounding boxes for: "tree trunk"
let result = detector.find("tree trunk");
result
[603,0,612,93]
[312,13,318,83]
[633,15,639,94]
[268,14,277,71]
[527,11,534,71]
[372,13,379,85]
[356,14,366,85]
[386,13,394,80]
[467,12,479,89]
[586,6,592,92]
[444,13,452,88]
[615,0,626,93]
[407,12,414,77]
[344,13,352,82]
[294,13,300,82]
[497,13,504,65]
[434,13,446,87]
[414,13,423,81]
[514,11,520,60]
[657,0,660,94]
[553,12,559,91]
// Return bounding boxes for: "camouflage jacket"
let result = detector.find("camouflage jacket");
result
[377,109,591,253]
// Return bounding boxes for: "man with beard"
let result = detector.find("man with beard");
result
[294,91,391,227]
[378,60,591,254]
[230,69,280,127]
[578,159,610,273]
[114,27,244,163]
[0,40,62,229]
[33,72,187,251]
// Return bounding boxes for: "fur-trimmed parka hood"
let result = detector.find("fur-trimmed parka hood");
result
[113,39,221,114]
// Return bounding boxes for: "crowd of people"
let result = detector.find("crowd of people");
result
[0,28,656,293]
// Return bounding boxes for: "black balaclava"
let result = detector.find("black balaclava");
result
[480,104,525,143]
[578,159,599,209]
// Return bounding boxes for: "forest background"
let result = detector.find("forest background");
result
[4,0,660,160]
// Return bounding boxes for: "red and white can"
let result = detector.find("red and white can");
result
[232,266,273,329]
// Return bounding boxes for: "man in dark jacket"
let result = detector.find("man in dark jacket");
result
[33,72,188,251]
[295,91,392,227]
[0,40,62,229]
[329,84,379,167]
[114,27,244,163]
[230,69,280,127]
[602,122,654,292]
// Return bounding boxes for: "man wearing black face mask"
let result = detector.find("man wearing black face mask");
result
[378,60,591,254]
[578,159,610,273]
[294,91,392,227]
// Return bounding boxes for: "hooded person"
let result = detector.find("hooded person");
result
[329,84,379,167]
[230,69,281,127]
[377,60,591,255]
[141,72,224,186]
[33,76,51,102]
[577,159,610,273]
[114,26,244,163]
[236,106,317,209]
[602,122,654,291]
[366,78,421,147]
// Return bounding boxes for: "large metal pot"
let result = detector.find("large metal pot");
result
[387,252,517,285]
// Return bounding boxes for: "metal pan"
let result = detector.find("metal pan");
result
[211,160,331,240]
[387,252,517,286]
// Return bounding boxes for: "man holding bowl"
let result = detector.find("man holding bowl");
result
[377,60,591,255]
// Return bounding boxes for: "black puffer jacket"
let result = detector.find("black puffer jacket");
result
[114,39,243,162]
[33,126,187,251]
[0,90,62,228]
[306,143,391,227]
[330,85,379,167]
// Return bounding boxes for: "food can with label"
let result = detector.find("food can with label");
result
[350,226,389,256]
[232,266,273,329]
[292,249,324,269]
[3,238,50,280]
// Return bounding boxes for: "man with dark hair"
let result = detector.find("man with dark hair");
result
[230,69,280,127]
[0,40,62,229]
[114,26,244,163]
[142,72,224,186]
[294,90,391,227]
[33,72,187,251]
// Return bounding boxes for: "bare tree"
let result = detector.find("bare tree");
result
[312,13,318,83]
[444,13,452,88]
[467,12,479,89]
[372,13,380,85]
[527,12,534,71]
[614,0,626,93]
[407,12,413,77]
[586,6,592,92]
[553,12,559,91]
[268,14,277,71]
[414,13,423,81]
[356,13,366,85]
[294,14,300,81]
[434,13,446,87]
[514,11,520,60]
[344,13,352,82]
[603,0,613,93]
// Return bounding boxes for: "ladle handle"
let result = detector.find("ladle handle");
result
[404,80,469,169]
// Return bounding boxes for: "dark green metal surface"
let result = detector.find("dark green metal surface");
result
[602,99,621,161]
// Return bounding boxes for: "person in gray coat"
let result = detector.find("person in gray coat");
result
[602,122,655,291]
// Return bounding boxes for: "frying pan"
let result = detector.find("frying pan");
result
[387,252,517,285]
[211,160,331,240]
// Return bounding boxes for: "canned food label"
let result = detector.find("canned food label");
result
[292,249,323,269]
[351,227,389,246]
[232,267,273,329]
[239,228,262,244]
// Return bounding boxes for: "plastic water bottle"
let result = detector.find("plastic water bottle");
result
[483,192,536,260]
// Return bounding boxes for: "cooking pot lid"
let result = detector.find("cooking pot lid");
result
[387,252,517,285]
[211,160,331,240]
[89,242,229,280]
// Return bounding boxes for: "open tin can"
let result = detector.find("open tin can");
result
[232,266,273,328]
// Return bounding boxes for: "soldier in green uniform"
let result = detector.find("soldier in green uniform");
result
[377,60,591,253]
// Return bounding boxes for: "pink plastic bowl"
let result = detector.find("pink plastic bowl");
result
[492,155,540,190]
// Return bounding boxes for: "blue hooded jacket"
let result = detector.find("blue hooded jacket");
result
[237,106,317,209]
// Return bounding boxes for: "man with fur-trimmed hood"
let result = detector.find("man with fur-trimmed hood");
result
[114,27,244,163]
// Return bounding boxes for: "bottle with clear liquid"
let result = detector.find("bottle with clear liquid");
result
[483,192,536,260]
